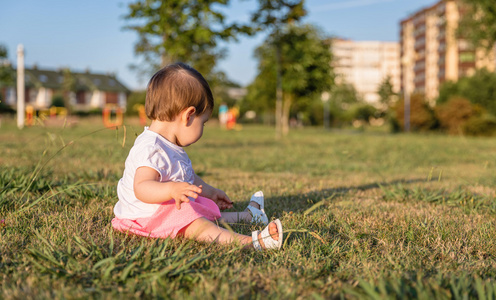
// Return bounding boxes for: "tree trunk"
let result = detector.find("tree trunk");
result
[281,93,292,136]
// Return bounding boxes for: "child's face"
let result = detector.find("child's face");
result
[176,111,210,147]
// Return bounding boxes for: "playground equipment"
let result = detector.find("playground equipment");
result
[27,106,69,126]
[102,105,123,128]
[226,106,242,130]
[25,105,34,126]
[133,104,147,126]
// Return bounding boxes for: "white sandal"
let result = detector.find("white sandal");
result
[252,219,283,251]
[246,191,268,225]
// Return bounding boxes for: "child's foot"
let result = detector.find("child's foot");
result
[246,191,268,225]
[258,222,279,248]
[252,219,283,250]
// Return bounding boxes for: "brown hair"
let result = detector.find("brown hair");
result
[145,62,214,121]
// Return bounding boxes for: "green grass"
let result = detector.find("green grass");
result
[1,116,496,299]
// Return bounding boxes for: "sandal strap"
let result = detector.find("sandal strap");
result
[246,205,268,225]
[252,230,262,251]
[250,191,264,210]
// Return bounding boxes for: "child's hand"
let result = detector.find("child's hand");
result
[171,182,202,210]
[207,188,233,210]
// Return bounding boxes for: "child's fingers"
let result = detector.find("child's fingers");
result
[185,189,199,199]
[175,196,190,210]
[192,185,202,194]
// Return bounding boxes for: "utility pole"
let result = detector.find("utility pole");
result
[17,44,25,129]
[321,91,330,129]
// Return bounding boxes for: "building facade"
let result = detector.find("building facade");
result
[2,66,129,111]
[400,0,496,103]
[330,38,401,106]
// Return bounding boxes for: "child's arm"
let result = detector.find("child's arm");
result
[193,174,233,210]
[134,166,202,210]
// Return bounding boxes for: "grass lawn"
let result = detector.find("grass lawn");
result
[1,116,496,299]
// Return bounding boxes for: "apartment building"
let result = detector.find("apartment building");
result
[331,38,400,106]
[400,0,496,103]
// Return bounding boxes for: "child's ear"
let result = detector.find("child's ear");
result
[182,106,196,124]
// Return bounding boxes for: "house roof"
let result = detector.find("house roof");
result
[22,67,130,93]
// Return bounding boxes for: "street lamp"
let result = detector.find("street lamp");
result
[321,91,330,129]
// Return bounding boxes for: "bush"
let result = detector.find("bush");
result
[51,95,65,107]
[463,114,496,136]
[73,108,102,117]
[126,90,146,116]
[437,69,496,116]
[393,93,437,132]
[434,97,475,135]
[347,103,377,124]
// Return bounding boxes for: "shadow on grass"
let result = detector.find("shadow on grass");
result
[263,177,427,217]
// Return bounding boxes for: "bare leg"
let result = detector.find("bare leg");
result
[179,217,279,249]
[220,211,251,223]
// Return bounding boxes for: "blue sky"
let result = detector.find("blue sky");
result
[1,0,436,90]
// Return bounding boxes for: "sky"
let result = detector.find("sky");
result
[1,0,437,90]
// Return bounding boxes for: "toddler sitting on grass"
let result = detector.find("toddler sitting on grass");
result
[111,62,282,251]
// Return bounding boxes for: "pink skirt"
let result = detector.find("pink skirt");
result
[111,196,221,239]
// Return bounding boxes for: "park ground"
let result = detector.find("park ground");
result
[1,116,496,299]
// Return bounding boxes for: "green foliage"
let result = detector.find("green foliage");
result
[251,0,307,30]
[277,24,333,97]
[347,103,377,124]
[332,83,361,108]
[61,68,76,114]
[459,0,496,50]
[51,94,65,108]
[125,90,146,116]
[0,44,15,89]
[437,69,496,116]
[243,45,277,116]
[377,75,397,112]
[394,93,437,132]
[463,113,496,136]
[124,0,251,83]
[245,23,333,128]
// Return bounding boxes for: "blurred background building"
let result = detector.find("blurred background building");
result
[330,38,400,106]
[3,66,129,111]
[400,0,496,104]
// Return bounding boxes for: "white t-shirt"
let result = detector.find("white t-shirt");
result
[114,127,195,219]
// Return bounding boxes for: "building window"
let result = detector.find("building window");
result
[39,75,48,82]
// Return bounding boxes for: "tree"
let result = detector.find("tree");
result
[61,68,75,114]
[251,0,307,137]
[332,83,361,109]
[0,44,14,90]
[0,44,15,111]
[247,23,333,134]
[459,0,496,50]
[377,75,397,111]
[124,0,251,85]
